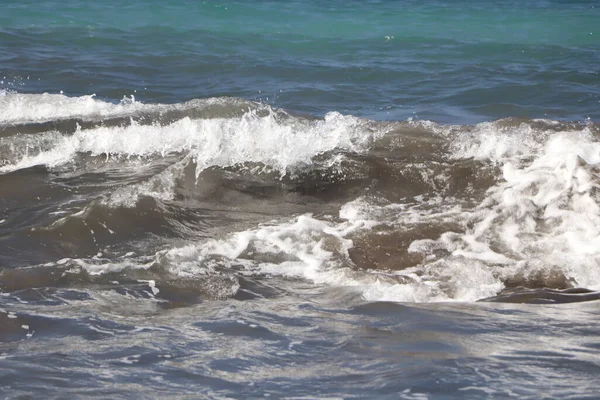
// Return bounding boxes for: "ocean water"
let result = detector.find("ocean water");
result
[1,0,600,398]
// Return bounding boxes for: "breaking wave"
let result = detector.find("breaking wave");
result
[2,92,600,303]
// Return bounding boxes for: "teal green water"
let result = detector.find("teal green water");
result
[1,0,599,122]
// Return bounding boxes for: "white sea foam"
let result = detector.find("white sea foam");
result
[144,204,499,302]
[410,128,600,293]
[448,121,547,163]
[0,91,260,126]
[0,93,155,124]
[411,118,548,163]
[0,107,378,177]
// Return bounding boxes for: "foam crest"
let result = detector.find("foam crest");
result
[410,119,550,163]
[1,108,378,177]
[0,93,152,124]
[447,121,547,163]
[0,92,256,125]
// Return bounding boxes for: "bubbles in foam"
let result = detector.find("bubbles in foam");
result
[146,204,502,302]
[448,121,546,163]
[409,118,551,164]
[410,128,600,293]
[1,105,380,179]
[0,92,257,125]
[0,93,148,124]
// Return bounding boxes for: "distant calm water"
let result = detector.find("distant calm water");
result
[1,1,600,398]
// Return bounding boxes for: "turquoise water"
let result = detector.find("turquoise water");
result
[1,0,599,122]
